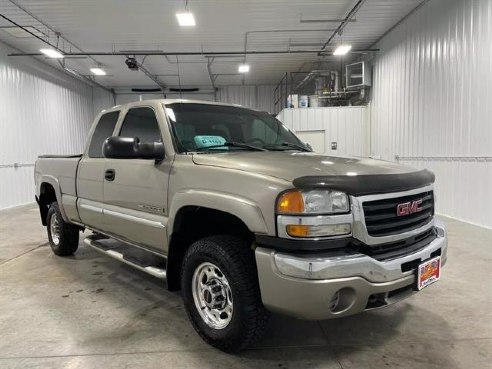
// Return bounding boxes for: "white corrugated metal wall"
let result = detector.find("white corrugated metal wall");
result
[217,85,276,113]
[93,87,115,116]
[0,41,113,210]
[370,0,492,228]
[115,93,216,106]
[114,85,275,113]
[278,107,369,157]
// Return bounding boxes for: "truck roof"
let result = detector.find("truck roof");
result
[105,99,259,112]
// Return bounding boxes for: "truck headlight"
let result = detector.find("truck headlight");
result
[277,190,349,215]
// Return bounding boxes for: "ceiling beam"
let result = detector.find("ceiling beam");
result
[318,0,368,55]
[300,19,357,23]
[0,13,62,52]
[8,48,378,57]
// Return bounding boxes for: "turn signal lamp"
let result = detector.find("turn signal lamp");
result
[277,191,304,213]
[286,224,351,238]
[277,190,349,214]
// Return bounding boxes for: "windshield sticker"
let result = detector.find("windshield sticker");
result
[194,135,227,149]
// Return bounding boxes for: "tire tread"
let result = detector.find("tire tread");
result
[181,235,269,352]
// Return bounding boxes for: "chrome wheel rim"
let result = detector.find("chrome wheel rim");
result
[191,262,233,330]
[50,212,60,246]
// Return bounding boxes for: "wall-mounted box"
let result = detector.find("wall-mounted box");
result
[346,61,371,89]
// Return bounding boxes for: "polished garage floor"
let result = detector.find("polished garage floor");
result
[0,205,490,369]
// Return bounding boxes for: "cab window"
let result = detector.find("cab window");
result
[119,107,162,143]
[88,111,120,158]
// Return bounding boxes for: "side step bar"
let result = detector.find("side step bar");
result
[84,235,167,280]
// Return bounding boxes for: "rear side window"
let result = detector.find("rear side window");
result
[88,111,120,158]
[119,107,162,143]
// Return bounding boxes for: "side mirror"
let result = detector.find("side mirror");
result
[103,136,165,160]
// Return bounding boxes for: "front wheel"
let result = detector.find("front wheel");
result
[181,235,269,352]
[46,202,79,256]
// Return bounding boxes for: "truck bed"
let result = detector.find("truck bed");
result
[38,154,82,159]
[35,155,82,200]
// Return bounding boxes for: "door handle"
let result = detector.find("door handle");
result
[105,169,115,181]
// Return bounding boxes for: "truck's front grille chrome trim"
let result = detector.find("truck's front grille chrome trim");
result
[362,191,434,237]
[351,184,435,246]
[353,228,437,261]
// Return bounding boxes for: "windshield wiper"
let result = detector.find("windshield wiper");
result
[194,141,266,152]
[265,142,311,152]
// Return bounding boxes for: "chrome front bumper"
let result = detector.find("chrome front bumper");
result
[255,220,447,320]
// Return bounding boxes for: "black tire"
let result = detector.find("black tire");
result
[46,202,79,256]
[181,235,270,352]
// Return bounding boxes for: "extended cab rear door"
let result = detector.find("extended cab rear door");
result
[102,105,173,253]
[77,110,120,228]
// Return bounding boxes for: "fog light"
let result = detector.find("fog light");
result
[329,287,356,313]
[286,223,351,238]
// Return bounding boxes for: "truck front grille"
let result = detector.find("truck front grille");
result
[355,228,437,261]
[362,191,434,237]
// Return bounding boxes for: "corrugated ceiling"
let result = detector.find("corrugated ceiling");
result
[0,0,425,88]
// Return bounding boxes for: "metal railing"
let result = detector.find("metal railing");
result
[395,156,492,161]
[0,163,35,169]
[273,72,289,115]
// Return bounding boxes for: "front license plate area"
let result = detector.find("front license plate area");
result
[417,256,441,290]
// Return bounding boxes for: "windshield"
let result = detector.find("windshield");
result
[164,103,309,153]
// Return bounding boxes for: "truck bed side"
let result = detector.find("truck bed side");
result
[35,155,82,225]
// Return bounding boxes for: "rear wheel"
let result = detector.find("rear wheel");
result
[46,202,79,256]
[181,235,269,352]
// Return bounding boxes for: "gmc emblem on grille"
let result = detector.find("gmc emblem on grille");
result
[396,199,423,216]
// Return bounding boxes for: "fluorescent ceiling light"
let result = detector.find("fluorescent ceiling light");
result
[333,44,352,56]
[90,67,106,76]
[176,12,196,26]
[238,64,250,73]
[40,48,64,58]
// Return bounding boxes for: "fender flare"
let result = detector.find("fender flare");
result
[168,189,269,238]
[37,175,70,222]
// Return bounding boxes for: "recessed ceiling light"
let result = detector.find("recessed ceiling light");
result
[238,64,250,73]
[90,67,106,76]
[176,12,196,26]
[333,44,352,56]
[40,48,64,58]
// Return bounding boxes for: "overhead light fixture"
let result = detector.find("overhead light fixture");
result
[40,48,64,58]
[333,44,352,56]
[90,67,106,76]
[238,64,250,73]
[176,12,196,26]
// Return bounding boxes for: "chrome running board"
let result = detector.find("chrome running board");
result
[83,234,167,280]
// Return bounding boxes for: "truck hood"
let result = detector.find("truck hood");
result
[191,152,415,180]
[191,152,434,196]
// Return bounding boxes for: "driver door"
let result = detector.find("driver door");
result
[102,106,172,253]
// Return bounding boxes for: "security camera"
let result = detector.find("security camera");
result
[125,57,139,71]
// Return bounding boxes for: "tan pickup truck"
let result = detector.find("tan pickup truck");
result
[34,99,447,352]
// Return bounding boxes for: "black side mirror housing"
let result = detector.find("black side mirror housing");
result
[103,137,165,160]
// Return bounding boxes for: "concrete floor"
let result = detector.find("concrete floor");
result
[0,204,490,369]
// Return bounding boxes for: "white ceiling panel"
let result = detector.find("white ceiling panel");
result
[0,0,426,89]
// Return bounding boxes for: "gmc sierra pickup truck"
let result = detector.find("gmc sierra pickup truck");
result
[35,99,447,352]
